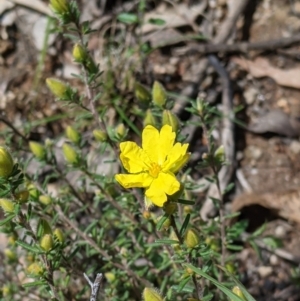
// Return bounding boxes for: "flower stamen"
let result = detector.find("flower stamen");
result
[149,162,161,178]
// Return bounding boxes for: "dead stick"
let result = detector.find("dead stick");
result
[178,34,300,55]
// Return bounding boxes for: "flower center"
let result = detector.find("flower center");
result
[148,162,161,178]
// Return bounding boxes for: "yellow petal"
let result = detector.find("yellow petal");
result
[145,172,180,207]
[115,173,153,189]
[162,142,189,173]
[142,125,160,163]
[120,142,151,173]
[142,125,175,165]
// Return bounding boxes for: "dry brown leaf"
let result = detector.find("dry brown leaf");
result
[233,57,300,89]
[140,2,206,34]
[232,190,300,224]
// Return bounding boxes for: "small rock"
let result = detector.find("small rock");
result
[257,266,273,278]
[269,254,278,266]
[289,140,300,155]
[274,225,287,238]
[244,87,258,105]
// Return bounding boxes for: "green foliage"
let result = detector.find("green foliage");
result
[0,1,258,301]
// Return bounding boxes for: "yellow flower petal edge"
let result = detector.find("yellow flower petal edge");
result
[115,124,189,207]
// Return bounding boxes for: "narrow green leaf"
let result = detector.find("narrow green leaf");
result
[177,275,191,292]
[0,214,15,226]
[148,18,166,25]
[117,13,139,24]
[22,281,47,288]
[184,264,246,301]
[151,239,179,246]
[179,214,190,237]
[16,240,41,253]
[156,213,168,231]
[176,199,195,205]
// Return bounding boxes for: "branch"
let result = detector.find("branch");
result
[84,273,103,301]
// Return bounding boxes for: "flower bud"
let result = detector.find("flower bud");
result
[40,234,53,252]
[38,219,52,236]
[214,145,225,162]
[196,99,204,116]
[143,288,163,301]
[0,147,14,178]
[28,184,40,199]
[156,215,171,230]
[105,272,116,283]
[4,248,16,261]
[14,190,29,204]
[142,210,151,220]
[162,110,179,132]
[39,195,52,206]
[46,78,68,99]
[143,109,157,127]
[116,123,126,139]
[53,228,64,243]
[152,81,167,108]
[66,126,81,144]
[72,43,87,63]
[2,285,12,297]
[62,143,78,164]
[134,82,151,104]
[27,262,44,277]
[29,141,46,160]
[226,262,236,274]
[93,129,107,142]
[49,0,69,14]
[8,232,18,245]
[184,229,200,249]
[0,199,15,213]
[231,286,247,301]
[163,202,177,215]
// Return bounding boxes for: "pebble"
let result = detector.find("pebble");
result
[244,87,258,105]
[269,254,279,266]
[257,266,273,278]
[289,140,300,155]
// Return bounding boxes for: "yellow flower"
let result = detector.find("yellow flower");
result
[115,125,189,207]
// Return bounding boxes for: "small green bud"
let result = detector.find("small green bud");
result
[38,219,52,236]
[231,286,247,301]
[214,145,225,163]
[66,126,81,144]
[93,129,107,142]
[72,43,87,63]
[49,0,69,14]
[152,81,167,108]
[143,109,157,127]
[27,262,44,277]
[205,236,220,252]
[226,262,236,274]
[38,195,52,205]
[8,232,18,245]
[0,199,15,213]
[53,228,64,243]
[4,248,16,261]
[14,190,29,204]
[29,141,46,160]
[46,78,68,99]
[162,110,179,132]
[116,123,126,139]
[156,215,171,230]
[143,288,163,301]
[62,143,78,164]
[163,202,177,215]
[196,98,204,116]
[0,147,14,178]
[134,82,151,103]
[40,234,53,252]
[184,228,200,249]
[28,184,40,199]
[2,285,12,297]
[105,272,116,283]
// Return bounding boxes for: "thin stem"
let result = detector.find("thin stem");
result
[200,116,226,281]
[169,214,202,299]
